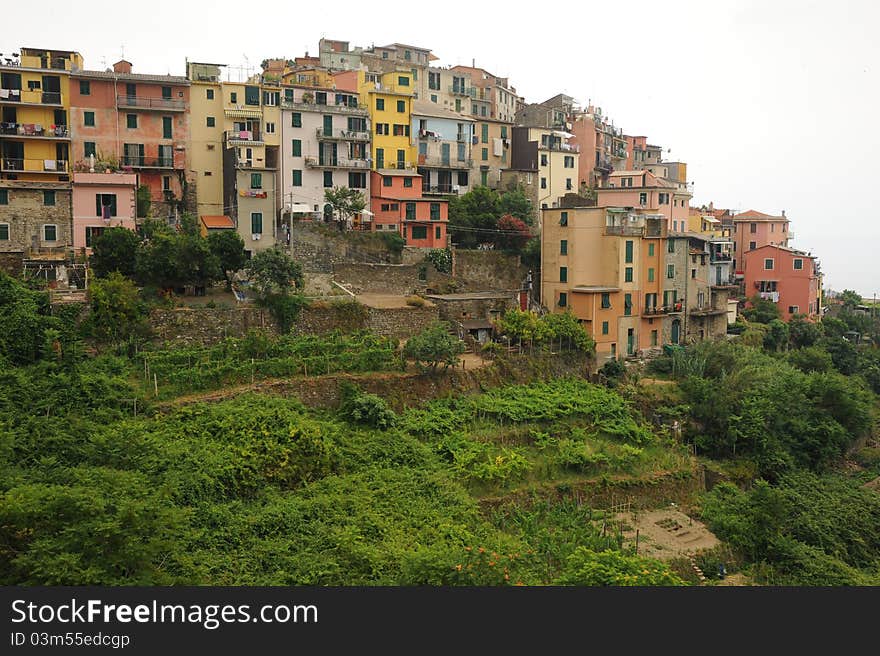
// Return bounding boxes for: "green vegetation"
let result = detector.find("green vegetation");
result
[448,185,535,251]
[402,321,466,372]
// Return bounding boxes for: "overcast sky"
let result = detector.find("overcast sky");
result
[4,0,878,295]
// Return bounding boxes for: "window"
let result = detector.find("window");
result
[162,86,172,100]
[764,258,774,270]
[667,264,675,278]
[481,124,488,143]
[659,192,669,204]
[648,243,655,257]
[651,330,658,346]
[482,148,488,161]
[788,305,799,314]
[458,171,468,186]
[566,178,572,190]
[403,177,413,188]
[265,122,275,134]
[43,190,55,206]
[244,86,260,106]
[624,294,632,316]
[43,224,57,241]
[624,266,633,282]
[250,173,262,189]
[472,104,478,114]
[206,116,215,127]
[204,171,212,176]
[348,172,366,188]
[625,240,633,263]
[79,80,90,95]
[406,202,416,220]
[291,139,301,157]
[162,176,171,192]
[396,100,405,112]
[749,241,757,250]
[84,141,96,158]
[230,92,237,104]
[162,116,173,139]
[436,226,442,240]
[667,239,675,253]
[251,213,263,234]
[126,114,137,129]
[398,76,410,87]
[323,171,333,187]
[430,94,437,103]
[0,223,8,240]
[691,268,696,278]
[540,177,547,189]
[375,123,389,135]
[376,148,384,169]
[393,124,408,136]
[602,321,609,335]
[430,203,440,220]
[793,258,803,270]
[611,343,617,357]
[648,268,654,282]
[601,293,611,309]
[639,192,647,205]
[560,211,568,226]
[206,89,214,100]
[126,83,136,98]
[750,222,757,233]
[428,71,440,90]
[0,189,7,205]
[540,154,548,166]
[558,292,567,307]
[560,239,567,255]
[292,112,302,128]
[397,149,406,168]
[564,156,574,168]
[376,98,385,110]
[559,267,567,283]
[383,176,392,187]
[96,194,117,217]
[411,225,427,240]
[292,170,302,186]
[84,111,95,127]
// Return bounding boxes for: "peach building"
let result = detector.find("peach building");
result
[71,172,137,251]
[596,170,691,232]
[369,170,448,248]
[731,209,790,278]
[743,244,821,321]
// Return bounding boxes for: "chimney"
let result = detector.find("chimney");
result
[781,209,786,217]
[472,58,475,68]
[113,59,132,74]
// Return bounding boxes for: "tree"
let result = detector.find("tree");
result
[556,548,685,586]
[246,248,304,297]
[742,295,781,324]
[788,314,823,348]
[494,214,531,252]
[448,186,501,249]
[403,322,466,372]
[763,319,790,352]
[324,186,366,231]
[208,231,247,290]
[89,227,140,279]
[498,186,534,226]
[839,289,862,308]
[87,272,145,342]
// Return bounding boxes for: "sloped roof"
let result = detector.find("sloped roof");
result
[733,209,786,221]
[200,215,235,229]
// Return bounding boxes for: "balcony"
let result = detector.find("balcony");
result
[643,304,683,316]
[281,98,366,115]
[116,95,186,112]
[604,225,645,237]
[423,184,463,195]
[417,154,473,170]
[225,129,263,145]
[381,161,415,171]
[690,305,728,317]
[448,85,475,97]
[0,89,62,106]
[595,158,613,172]
[1,157,68,173]
[759,291,780,302]
[315,128,370,141]
[122,156,175,169]
[540,141,579,153]
[304,156,370,170]
[710,253,732,262]
[0,123,69,139]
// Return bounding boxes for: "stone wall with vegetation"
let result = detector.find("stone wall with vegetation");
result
[292,222,399,273]
[150,307,277,345]
[333,263,426,295]
[454,250,529,291]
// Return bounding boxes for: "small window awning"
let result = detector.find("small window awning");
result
[201,215,235,229]
[225,108,262,119]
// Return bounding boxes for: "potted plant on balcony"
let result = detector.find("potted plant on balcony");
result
[301,91,314,104]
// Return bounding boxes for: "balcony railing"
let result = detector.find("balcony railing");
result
[448,85,475,97]
[541,141,579,153]
[122,156,175,169]
[304,156,370,169]
[759,291,780,302]
[315,128,370,141]
[418,154,473,169]
[643,304,683,316]
[1,157,68,172]
[0,123,69,138]
[0,89,63,105]
[116,95,186,111]
[381,161,415,171]
[280,98,366,114]
[423,184,463,195]
[225,129,263,144]
[604,225,644,236]
[711,253,732,262]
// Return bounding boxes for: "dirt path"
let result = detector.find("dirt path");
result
[616,508,719,561]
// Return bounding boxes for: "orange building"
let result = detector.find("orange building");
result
[743,244,822,321]
[369,170,447,248]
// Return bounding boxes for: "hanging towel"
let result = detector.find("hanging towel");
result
[43,159,56,170]
[493,137,503,157]
[0,89,8,99]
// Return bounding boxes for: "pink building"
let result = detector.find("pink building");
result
[743,244,821,321]
[596,170,690,231]
[72,172,137,252]
[731,209,790,277]
[369,170,448,248]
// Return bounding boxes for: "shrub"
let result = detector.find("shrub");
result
[339,382,397,430]
[403,322,465,373]
[405,295,426,307]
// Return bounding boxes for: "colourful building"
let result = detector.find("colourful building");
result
[70,60,191,221]
[509,126,579,210]
[71,172,137,252]
[743,244,822,321]
[1,47,80,183]
[412,101,473,196]
[731,209,791,279]
[369,170,447,248]
[359,70,417,172]
[471,117,511,190]
[597,170,691,232]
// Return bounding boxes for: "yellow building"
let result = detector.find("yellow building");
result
[358,71,416,171]
[508,126,579,210]
[1,48,82,182]
[186,63,280,255]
